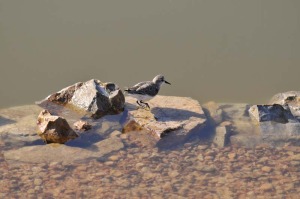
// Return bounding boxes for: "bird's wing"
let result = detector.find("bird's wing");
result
[135,82,158,96]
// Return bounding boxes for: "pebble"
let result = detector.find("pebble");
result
[199,166,217,173]
[27,189,35,194]
[228,153,237,160]
[34,179,43,186]
[260,183,273,191]
[135,163,144,169]
[197,145,208,150]
[49,162,60,167]
[112,170,123,177]
[168,170,179,178]
[51,174,63,179]
[104,161,114,166]
[197,154,204,161]
[261,166,272,173]
[108,155,119,161]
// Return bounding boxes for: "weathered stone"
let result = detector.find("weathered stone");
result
[73,120,92,131]
[37,110,78,144]
[40,79,125,119]
[258,122,300,145]
[122,96,206,146]
[4,137,124,163]
[269,91,300,106]
[199,165,217,173]
[228,153,237,160]
[249,104,297,123]
[260,183,273,191]
[47,82,83,105]
[213,126,230,147]
[261,166,272,173]
[269,91,300,120]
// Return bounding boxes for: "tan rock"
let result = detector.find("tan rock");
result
[37,110,78,144]
[73,120,92,131]
[261,166,272,173]
[123,96,206,145]
[228,153,237,160]
[260,183,273,191]
[4,137,124,164]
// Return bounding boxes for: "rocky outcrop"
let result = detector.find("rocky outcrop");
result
[37,110,78,144]
[39,79,125,119]
[246,92,300,146]
[269,91,300,121]
[122,96,207,146]
[249,104,298,123]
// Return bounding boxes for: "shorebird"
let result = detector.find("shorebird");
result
[125,74,171,109]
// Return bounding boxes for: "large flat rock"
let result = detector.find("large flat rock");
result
[4,137,124,164]
[123,96,207,145]
[0,105,43,136]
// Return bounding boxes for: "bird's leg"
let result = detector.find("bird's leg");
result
[136,100,143,109]
[141,101,150,110]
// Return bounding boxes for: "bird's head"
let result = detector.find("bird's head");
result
[153,74,171,86]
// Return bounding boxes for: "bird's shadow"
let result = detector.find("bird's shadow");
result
[151,107,206,122]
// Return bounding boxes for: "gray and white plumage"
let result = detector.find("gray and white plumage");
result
[125,74,171,108]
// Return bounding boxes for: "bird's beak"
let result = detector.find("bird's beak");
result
[164,80,171,85]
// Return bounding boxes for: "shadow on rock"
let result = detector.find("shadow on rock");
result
[151,107,206,122]
[65,132,104,150]
[156,122,214,151]
[0,116,15,126]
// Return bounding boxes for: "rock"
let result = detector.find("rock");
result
[261,166,272,173]
[246,103,300,146]
[0,105,43,136]
[228,153,237,160]
[249,104,297,123]
[47,82,83,104]
[269,91,300,120]
[4,137,124,164]
[260,183,273,192]
[37,110,78,144]
[269,91,300,106]
[122,96,206,146]
[213,126,230,147]
[168,170,179,178]
[258,122,300,145]
[73,120,92,131]
[34,179,43,186]
[199,165,217,173]
[40,79,125,119]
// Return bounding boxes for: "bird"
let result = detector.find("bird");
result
[124,74,171,109]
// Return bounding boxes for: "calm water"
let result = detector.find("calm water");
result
[1,0,300,108]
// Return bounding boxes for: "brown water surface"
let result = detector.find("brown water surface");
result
[1,1,300,108]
